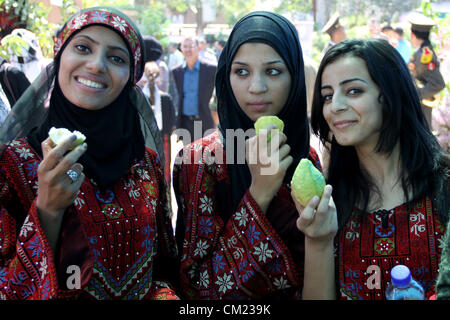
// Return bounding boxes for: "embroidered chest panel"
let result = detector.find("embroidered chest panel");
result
[4,139,165,299]
[337,198,445,300]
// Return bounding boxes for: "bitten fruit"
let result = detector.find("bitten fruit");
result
[48,127,86,150]
[254,116,284,141]
[291,158,326,207]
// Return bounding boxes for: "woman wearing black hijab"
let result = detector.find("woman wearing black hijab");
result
[174,11,337,299]
[0,7,178,300]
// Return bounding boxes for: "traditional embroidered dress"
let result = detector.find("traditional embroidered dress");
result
[0,139,178,300]
[173,131,322,299]
[337,197,446,300]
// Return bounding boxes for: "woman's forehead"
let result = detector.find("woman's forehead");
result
[71,25,129,52]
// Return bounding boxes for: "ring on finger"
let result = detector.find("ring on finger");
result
[66,169,79,183]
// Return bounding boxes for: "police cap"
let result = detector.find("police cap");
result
[322,13,342,35]
[409,12,435,33]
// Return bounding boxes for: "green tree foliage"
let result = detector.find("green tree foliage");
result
[0,0,57,59]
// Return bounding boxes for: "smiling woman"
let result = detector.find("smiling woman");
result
[58,26,131,110]
[0,7,178,300]
[310,38,449,300]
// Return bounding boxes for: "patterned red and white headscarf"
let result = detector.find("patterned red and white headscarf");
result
[53,7,144,84]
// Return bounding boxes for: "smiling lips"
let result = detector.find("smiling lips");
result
[76,76,106,89]
[333,120,357,129]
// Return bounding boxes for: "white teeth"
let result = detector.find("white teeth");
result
[77,77,105,89]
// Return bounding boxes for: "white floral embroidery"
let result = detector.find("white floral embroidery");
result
[136,168,150,180]
[199,195,213,213]
[111,15,127,32]
[9,140,21,147]
[200,270,209,288]
[134,48,141,65]
[194,240,209,258]
[273,276,290,290]
[235,207,249,227]
[16,147,33,159]
[438,236,444,250]
[72,13,88,29]
[39,256,48,280]
[253,242,274,263]
[19,216,34,238]
[151,199,157,211]
[216,273,234,294]
[74,197,85,210]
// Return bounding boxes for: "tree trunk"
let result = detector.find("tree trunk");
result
[315,0,329,29]
[196,0,204,37]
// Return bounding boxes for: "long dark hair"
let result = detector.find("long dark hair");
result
[216,11,310,214]
[310,39,449,229]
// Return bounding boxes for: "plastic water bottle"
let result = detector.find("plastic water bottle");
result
[385,265,424,300]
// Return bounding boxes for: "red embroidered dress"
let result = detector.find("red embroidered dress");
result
[0,138,178,300]
[173,131,322,299]
[337,197,446,300]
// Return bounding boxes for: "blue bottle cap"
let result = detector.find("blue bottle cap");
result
[390,265,411,288]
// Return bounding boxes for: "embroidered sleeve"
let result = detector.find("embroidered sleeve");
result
[173,144,300,299]
[0,151,59,300]
[145,149,179,300]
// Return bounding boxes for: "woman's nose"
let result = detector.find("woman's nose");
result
[248,73,268,94]
[331,94,348,112]
[86,53,106,73]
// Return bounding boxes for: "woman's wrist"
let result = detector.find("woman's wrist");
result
[304,236,335,252]
[249,184,273,213]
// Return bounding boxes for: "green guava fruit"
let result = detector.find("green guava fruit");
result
[254,116,284,142]
[291,158,326,207]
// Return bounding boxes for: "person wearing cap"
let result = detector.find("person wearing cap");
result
[321,13,346,56]
[408,13,445,128]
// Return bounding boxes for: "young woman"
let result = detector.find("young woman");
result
[173,11,337,300]
[0,7,178,300]
[310,38,449,300]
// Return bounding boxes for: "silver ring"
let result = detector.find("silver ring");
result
[66,169,79,183]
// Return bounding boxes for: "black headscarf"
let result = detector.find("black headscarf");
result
[216,11,310,213]
[25,7,150,189]
[27,79,144,189]
[143,35,163,62]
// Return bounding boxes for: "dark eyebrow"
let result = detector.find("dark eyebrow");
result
[73,34,129,57]
[232,60,285,66]
[321,77,369,90]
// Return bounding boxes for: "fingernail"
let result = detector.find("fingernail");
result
[312,196,320,205]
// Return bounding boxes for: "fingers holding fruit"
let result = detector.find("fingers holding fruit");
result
[291,159,338,242]
[247,116,292,212]
[36,129,87,218]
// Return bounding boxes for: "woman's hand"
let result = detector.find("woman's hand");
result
[36,134,87,220]
[293,185,338,299]
[247,124,293,213]
[292,184,338,244]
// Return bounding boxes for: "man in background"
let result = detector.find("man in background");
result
[170,36,217,145]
